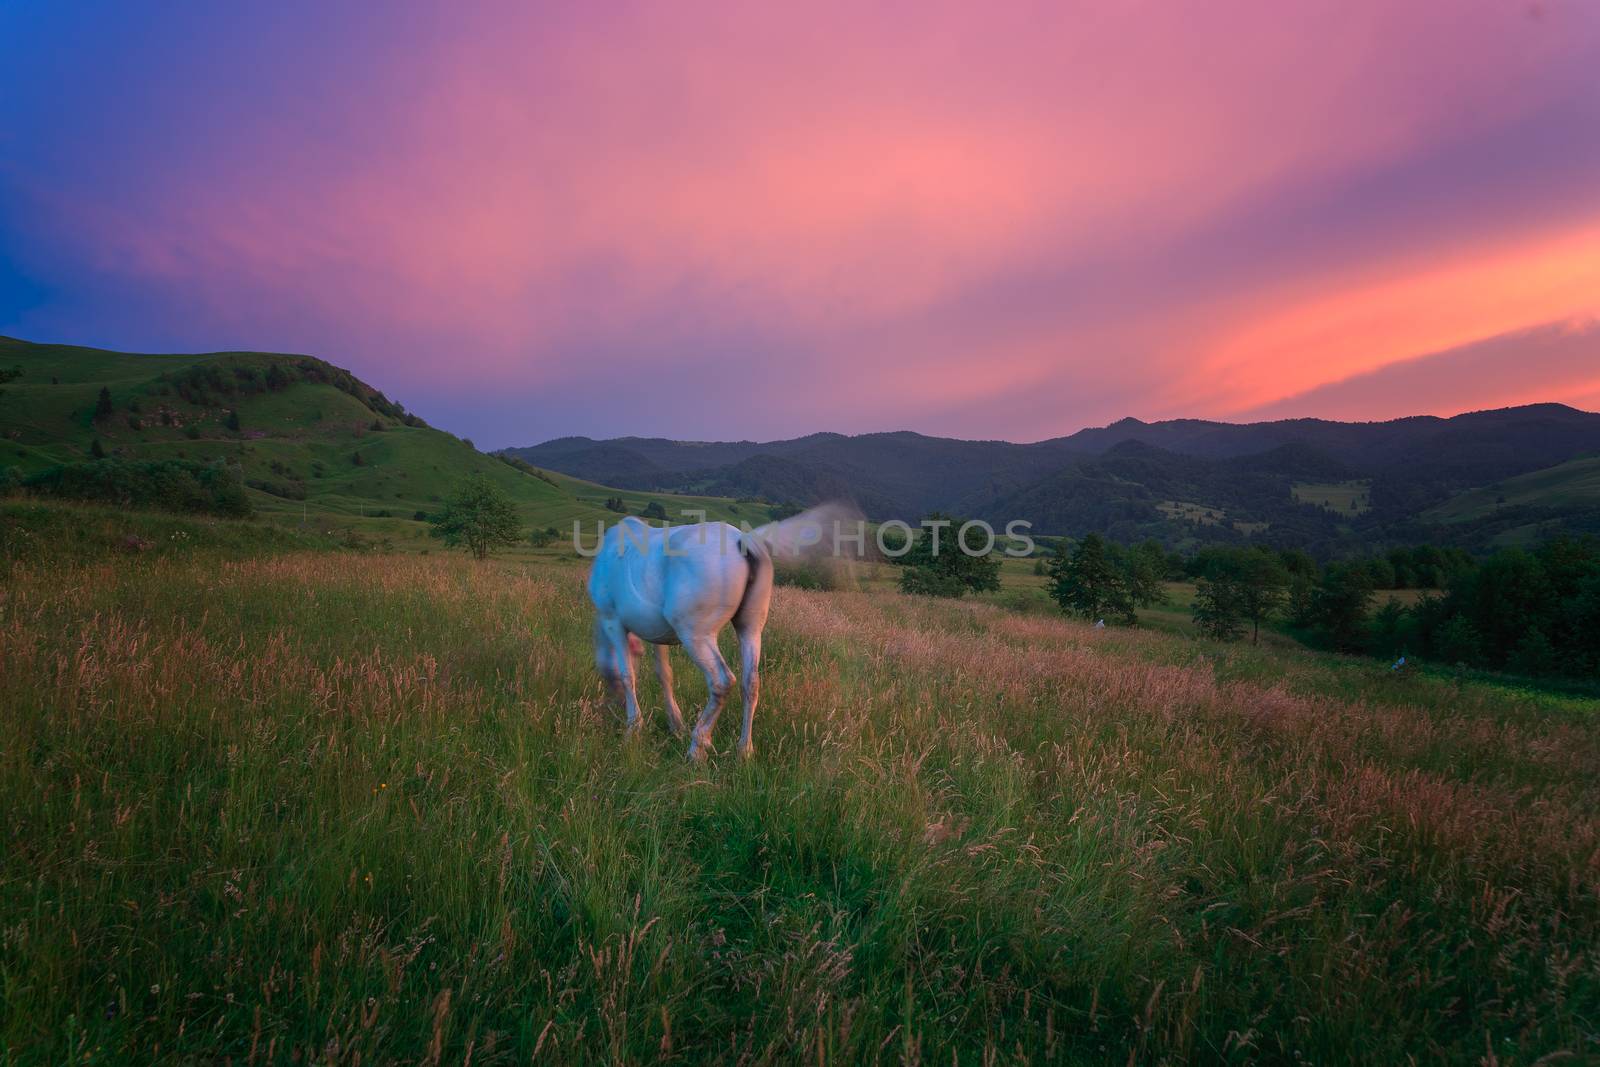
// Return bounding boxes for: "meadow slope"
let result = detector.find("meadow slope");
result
[0,336,751,544]
[2,539,1597,1063]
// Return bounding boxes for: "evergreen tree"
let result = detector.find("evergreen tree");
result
[1312,562,1375,651]
[1368,599,1407,657]
[225,409,241,432]
[90,438,106,460]
[1048,533,1124,621]
[94,386,114,422]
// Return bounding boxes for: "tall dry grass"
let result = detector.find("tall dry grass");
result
[1,548,1595,1063]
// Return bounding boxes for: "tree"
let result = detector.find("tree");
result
[1192,575,1246,641]
[1311,562,1375,651]
[1119,540,1168,618]
[94,386,114,422]
[90,438,106,460]
[1048,533,1148,622]
[225,409,241,432]
[1434,614,1482,665]
[1368,599,1408,657]
[604,496,627,513]
[1506,629,1556,677]
[1235,551,1288,644]
[897,513,1001,598]
[642,501,668,521]
[429,476,523,560]
[1190,547,1287,643]
[529,525,561,548]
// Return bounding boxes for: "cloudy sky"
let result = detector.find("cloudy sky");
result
[2,2,1597,447]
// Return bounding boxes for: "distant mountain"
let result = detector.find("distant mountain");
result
[506,405,1600,552]
[1051,405,1600,485]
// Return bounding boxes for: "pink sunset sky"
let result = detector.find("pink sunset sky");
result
[2,2,1597,447]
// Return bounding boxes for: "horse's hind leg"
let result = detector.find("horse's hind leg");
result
[683,633,734,761]
[654,644,686,737]
[734,623,762,760]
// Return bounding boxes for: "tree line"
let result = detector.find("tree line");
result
[1044,533,1598,682]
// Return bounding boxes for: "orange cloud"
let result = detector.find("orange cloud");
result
[1178,220,1600,417]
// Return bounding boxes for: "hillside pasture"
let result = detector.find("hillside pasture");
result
[0,337,750,547]
[1425,455,1600,524]
[1291,480,1372,515]
[2,511,1596,1063]
[1155,499,1226,526]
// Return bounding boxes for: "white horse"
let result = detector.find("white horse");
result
[587,504,853,760]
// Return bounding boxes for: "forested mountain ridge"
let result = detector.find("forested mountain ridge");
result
[507,405,1600,553]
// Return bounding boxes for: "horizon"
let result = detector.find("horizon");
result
[519,399,1600,450]
[3,4,1599,448]
[7,329,1600,451]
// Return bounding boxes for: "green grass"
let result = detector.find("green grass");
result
[0,500,340,565]
[1424,455,1600,525]
[1291,480,1372,515]
[1,507,1595,1063]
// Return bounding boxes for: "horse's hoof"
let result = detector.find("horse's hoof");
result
[737,743,754,760]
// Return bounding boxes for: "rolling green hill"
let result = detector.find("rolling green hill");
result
[1424,454,1600,522]
[0,336,749,541]
[1413,454,1600,546]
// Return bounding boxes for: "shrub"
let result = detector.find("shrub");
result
[24,459,252,518]
[776,559,846,591]
[893,513,1001,598]
[899,566,968,597]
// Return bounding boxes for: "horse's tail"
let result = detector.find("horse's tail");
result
[734,532,773,630]
[749,501,863,561]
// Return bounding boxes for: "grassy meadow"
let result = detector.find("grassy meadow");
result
[2,505,1598,1064]
[1290,482,1372,517]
